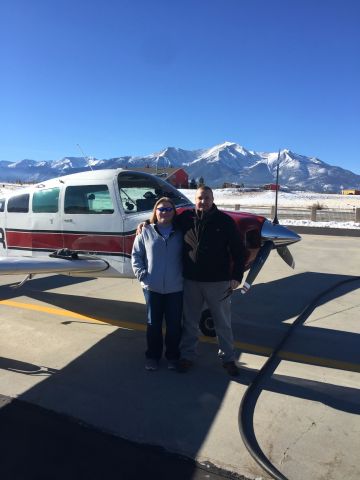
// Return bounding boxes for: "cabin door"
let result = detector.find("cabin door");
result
[61,183,124,273]
[31,186,64,256]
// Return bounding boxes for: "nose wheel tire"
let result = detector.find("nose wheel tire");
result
[199,309,216,337]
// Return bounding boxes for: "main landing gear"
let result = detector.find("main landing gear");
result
[199,309,216,337]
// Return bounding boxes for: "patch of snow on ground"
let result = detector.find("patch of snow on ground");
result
[0,184,26,194]
[1,184,359,229]
[180,189,360,229]
[282,219,360,229]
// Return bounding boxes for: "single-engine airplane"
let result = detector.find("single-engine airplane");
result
[0,168,300,336]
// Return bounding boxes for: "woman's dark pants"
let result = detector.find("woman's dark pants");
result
[143,289,183,361]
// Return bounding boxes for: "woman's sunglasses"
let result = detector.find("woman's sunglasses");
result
[157,207,173,212]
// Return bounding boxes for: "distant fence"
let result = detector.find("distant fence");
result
[217,204,360,223]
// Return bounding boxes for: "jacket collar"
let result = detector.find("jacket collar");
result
[195,203,217,221]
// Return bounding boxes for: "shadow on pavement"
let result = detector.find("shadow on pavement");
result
[0,356,58,375]
[0,272,359,479]
[0,394,236,480]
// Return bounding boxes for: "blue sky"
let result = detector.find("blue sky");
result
[1,0,359,173]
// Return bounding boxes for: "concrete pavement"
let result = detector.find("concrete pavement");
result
[0,233,359,480]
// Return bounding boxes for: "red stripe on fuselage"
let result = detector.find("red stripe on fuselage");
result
[5,230,136,255]
[6,231,63,249]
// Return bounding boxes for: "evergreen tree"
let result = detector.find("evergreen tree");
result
[189,178,197,189]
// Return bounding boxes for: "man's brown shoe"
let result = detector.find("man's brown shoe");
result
[223,361,240,377]
[176,358,194,373]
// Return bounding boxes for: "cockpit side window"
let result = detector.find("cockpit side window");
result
[7,194,30,213]
[64,185,114,214]
[117,172,191,214]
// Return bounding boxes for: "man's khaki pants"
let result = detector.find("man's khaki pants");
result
[180,279,235,363]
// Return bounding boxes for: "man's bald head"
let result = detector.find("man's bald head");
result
[195,186,214,212]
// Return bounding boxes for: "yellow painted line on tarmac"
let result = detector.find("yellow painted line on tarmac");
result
[199,333,360,373]
[0,299,146,332]
[278,351,360,373]
[1,299,360,373]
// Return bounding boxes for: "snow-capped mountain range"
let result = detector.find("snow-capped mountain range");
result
[1,142,359,192]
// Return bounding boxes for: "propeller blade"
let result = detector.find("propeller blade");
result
[241,241,273,294]
[277,245,295,268]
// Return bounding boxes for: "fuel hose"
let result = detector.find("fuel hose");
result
[238,276,360,480]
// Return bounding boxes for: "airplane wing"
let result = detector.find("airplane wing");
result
[0,253,109,276]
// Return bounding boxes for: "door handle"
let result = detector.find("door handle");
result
[64,219,73,223]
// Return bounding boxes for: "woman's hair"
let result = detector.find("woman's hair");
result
[149,197,177,224]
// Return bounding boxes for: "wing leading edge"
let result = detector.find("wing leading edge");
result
[0,255,109,276]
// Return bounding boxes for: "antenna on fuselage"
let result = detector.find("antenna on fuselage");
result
[76,144,93,171]
[272,150,281,225]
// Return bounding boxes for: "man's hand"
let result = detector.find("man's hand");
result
[230,280,240,290]
[221,280,240,301]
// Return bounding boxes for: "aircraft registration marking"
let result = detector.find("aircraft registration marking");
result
[1,299,359,373]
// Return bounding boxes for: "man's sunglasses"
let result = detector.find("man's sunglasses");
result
[157,207,173,212]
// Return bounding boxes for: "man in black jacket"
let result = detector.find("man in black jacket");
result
[176,186,245,376]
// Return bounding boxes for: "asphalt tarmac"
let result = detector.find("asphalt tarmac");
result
[0,394,243,480]
[0,232,359,480]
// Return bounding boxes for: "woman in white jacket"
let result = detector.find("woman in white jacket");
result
[131,197,183,371]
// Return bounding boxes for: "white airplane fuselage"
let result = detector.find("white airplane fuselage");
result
[0,169,193,278]
[0,168,301,283]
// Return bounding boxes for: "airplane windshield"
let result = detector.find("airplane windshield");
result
[117,171,192,213]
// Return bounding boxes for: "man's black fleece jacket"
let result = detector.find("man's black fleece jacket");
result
[175,204,246,283]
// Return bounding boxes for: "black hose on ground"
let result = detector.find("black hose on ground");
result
[238,276,360,480]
